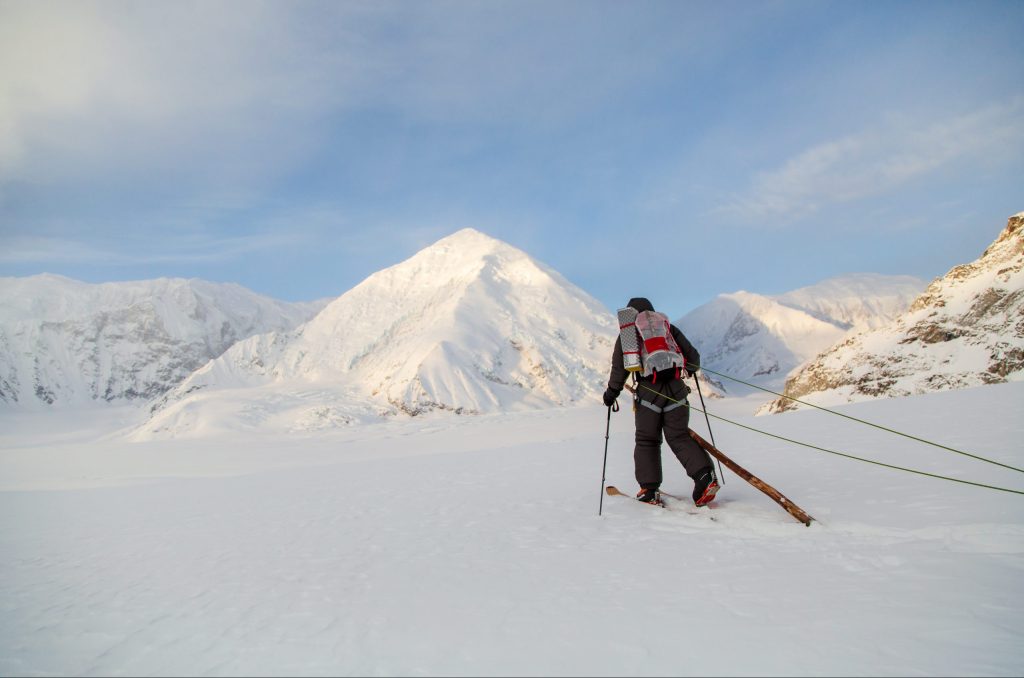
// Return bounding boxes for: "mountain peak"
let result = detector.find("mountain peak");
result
[425,228,511,256]
[987,212,1024,252]
[336,228,545,306]
[436,227,498,243]
[138,231,616,436]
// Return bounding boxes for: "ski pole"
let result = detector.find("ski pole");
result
[599,400,619,516]
[693,370,725,485]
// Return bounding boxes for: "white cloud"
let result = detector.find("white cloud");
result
[0,3,113,175]
[721,97,1024,221]
[0,235,114,265]
[0,229,307,266]
[0,1,374,194]
[0,1,727,193]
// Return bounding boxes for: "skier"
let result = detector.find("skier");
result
[603,297,719,507]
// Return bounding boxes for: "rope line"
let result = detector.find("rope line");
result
[631,382,1024,497]
[697,366,1024,475]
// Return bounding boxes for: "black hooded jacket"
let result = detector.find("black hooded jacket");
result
[606,297,700,398]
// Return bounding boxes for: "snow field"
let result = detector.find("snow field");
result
[1,382,1023,676]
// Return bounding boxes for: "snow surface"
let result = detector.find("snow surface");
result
[2,382,1022,676]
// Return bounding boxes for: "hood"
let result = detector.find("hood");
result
[627,297,655,313]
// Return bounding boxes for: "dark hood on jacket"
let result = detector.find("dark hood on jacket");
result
[627,297,655,313]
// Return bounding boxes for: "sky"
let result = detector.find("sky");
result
[1,0,1022,319]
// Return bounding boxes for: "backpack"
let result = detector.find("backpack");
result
[617,307,686,380]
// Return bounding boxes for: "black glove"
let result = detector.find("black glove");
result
[686,363,698,377]
[602,388,619,407]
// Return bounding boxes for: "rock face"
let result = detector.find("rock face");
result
[0,275,323,407]
[138,229,618,437]
[761,213,1024,413]
[676,275,925,387]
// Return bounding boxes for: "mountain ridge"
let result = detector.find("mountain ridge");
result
[675,273,926,388]
[761,213,1024,413]
[0,275,324,407]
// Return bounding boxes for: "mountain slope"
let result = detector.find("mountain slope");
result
[676,274,925,386]
[139,229,617,438]
[0,275,323,407]
[776,273,928,331]
[762,212,1024,413]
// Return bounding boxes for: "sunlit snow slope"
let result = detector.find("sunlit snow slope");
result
[676,274,925,386]
[0,275,322,407]
[139,229,617,438]
[763,212,1024,412]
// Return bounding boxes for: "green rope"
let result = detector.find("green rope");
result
[632,382,1024,497]
[697,366,1024,475]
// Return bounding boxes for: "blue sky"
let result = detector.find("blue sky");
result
[1,0,1022,319]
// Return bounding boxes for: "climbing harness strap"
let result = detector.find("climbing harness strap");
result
[636,398,687,414]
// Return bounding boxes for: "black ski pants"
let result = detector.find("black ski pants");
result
[633,379,712,490]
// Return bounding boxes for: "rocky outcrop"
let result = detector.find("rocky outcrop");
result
[761,213,1024,413]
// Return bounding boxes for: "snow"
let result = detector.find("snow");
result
[776,273,928,330]
[2,223,1022,674]
[2,382,1022,676]
[138,228,616,437]
[675,274,925,390]
[0,275,324,407]
[762,213,1024,412]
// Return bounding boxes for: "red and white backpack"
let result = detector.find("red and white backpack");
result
[617,307,686,380]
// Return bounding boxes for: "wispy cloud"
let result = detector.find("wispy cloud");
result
[720,97,1024,222]
[0,1,709,192]
[0,2,373,199]
[0,236,114,265]
[0,230,307,266]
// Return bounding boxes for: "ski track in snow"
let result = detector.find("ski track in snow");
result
[1,384,1023,676]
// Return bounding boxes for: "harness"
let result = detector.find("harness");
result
[636,398,688,414]
[631,374,691,414]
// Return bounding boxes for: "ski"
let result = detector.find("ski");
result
[605,484,664,507]
[605,485,716,520]
[687,429,814,526]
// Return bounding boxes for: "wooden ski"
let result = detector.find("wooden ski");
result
[605,484,660,504]
[605,485,716,520]
[688,429,814,526]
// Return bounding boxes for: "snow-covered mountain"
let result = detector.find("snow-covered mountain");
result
[0,275,324,407]
[761,213,1024,413]
[675,274,925,386]
[138,229,618,438]
[776,274,929,331]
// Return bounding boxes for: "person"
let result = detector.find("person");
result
[602,297,719,506]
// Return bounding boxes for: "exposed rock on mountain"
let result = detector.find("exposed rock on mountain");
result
[761,213,1024,413]
[0,275,323,407]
